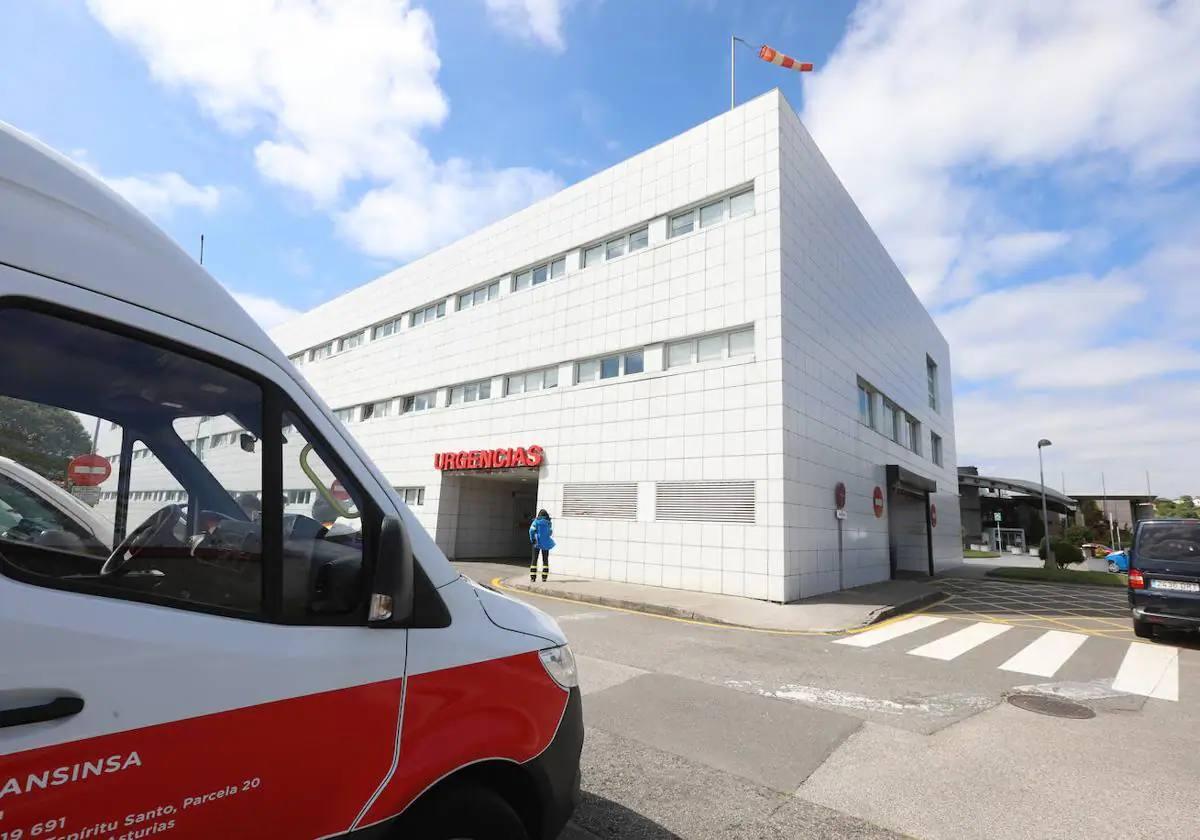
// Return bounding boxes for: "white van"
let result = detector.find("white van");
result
[0,123,581,840]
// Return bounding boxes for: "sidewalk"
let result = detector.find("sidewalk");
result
[491,572,944,633]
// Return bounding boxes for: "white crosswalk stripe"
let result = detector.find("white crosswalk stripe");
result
[998,630,1088,677]
[834,615,945,648]
[1112,643,1179,701]
[908,621,1011,661]
[835,618,1186,703]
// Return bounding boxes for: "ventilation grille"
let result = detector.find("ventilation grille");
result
[656,480,755,524]
[562,483,638,519]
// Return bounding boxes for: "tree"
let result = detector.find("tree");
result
[0,396,93,482]
[1154,498,1200,519]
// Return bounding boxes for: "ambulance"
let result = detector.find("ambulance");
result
[0,123,582,839]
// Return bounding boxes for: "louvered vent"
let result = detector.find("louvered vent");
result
[656,480,756,523]
[561,483,638,519]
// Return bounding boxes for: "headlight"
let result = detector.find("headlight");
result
[539,644,578,690]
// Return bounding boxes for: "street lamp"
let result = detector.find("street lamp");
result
[1038,439,1053,566]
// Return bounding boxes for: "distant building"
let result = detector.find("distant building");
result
[1068,494,1156,536]
[958,467,1075,552]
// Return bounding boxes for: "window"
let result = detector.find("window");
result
[906,415,921,454]
[337,332,363,353]
[699,200,724,228]
[927,356,939,411]
[506,366,558,396]
[582,244,603,268]
[458,280,500,311]
[410,300,447,327]
[882,401,899,443]
[629,227,649,252]
[857,382,876,428]
[284,488,314,507]
[309,343,332,362]
[666,327,755,368]
[696,334,724,362]
[606,237,626,260]
[931,432,943,466]
[577,350,643,383]
[395,487,425,507]
[402,391,436,413]
[729,188,754,218]
[669,210,695,237]
[513,257,565,291]
[0,307,276,616]
[372,317,402,340]
[289,353,305,367]
[361,399,392,421]
[333,407,356,423]
[450,379,492,405]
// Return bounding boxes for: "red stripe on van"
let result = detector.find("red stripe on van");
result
[0,678,402,838]
[357,650,567,827]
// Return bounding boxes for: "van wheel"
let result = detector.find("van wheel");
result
[401,782,529,840]
[1133,620,1155,640]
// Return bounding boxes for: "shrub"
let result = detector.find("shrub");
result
[1051,539,1084,568]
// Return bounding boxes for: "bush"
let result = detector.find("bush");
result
[1037,538,1085,567]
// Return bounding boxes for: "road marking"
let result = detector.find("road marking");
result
[1112,643,1179,701]
[833,615,945,648]
[997,630,1088,677]
[908,621,1011,661]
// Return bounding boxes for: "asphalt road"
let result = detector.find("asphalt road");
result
[455,562,1199,840]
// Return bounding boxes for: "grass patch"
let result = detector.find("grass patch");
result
[964,549,1002,558]
[986,566,1127,588]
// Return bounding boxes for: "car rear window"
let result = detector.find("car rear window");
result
[1137,522,1200,564]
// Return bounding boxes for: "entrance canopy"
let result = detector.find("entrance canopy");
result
[959,473,1076,514]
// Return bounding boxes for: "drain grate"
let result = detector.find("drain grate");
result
[1007,693,1096,719]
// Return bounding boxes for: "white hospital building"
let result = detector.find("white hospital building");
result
[111,91,963,602]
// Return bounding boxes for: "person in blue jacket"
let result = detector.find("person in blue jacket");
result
[529,508,555,582]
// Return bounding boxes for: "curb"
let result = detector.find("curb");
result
[497,576,947,634]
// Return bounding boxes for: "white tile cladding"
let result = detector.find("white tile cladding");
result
[258,90,963,602]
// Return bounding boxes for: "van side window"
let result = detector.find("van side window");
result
[0,306,266,616]
[279,411,367,619]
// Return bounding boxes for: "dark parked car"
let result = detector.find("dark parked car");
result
[1128,518,1200,639]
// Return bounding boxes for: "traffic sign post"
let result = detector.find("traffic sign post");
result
[67,453,111,487]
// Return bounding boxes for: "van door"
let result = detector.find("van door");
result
[0,300,407,838]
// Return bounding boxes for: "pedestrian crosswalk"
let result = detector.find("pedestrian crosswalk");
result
[835,616,1184,702]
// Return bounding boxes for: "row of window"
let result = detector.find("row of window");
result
[395,486,425,506]
[287,185,756,367]
[328,325,754,425]
[101,488,322,506]
[857,379,944,466]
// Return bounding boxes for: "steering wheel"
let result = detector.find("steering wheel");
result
[100,504,183,577]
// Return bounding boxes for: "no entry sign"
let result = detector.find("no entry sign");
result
[872,486,884,518]
[67,453,111,487]
[930,503,938,528]
[330,479,351,502]
[834,482,846,510]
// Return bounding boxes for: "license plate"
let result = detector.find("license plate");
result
[1150,579,1200,593]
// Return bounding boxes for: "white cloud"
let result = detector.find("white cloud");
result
[101,171,222,218]
[87,0,560,260]
[803,0,1200,302]
[484,0,567,52]
[68,150,222,219]
[228,290,301,330]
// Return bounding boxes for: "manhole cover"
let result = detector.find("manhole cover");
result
[1007,693,1096,719]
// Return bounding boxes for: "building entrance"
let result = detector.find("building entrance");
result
[434,470,539,561]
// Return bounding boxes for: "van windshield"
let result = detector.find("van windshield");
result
[1137,521,1200,564]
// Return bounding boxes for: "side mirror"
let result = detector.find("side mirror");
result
[369,514,414,626]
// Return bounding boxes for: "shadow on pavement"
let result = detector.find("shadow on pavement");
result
[562,791,683,839]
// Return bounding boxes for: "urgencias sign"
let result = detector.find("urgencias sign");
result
[434,445,544,471]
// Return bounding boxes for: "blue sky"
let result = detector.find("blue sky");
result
[3,0,1198,495]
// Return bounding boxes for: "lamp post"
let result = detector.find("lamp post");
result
[1038,439,1053,567]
